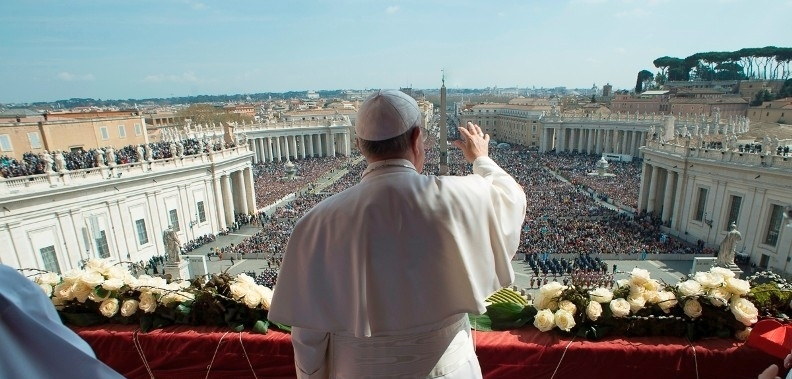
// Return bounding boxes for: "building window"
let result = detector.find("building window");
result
[168,209,180,231]
[197,201,206,222]
[725,196,742,230]
[28,132,42,148]
[118,125,126,138]
[100,126,109,140]
[693,188,708,221]
[764,204,784,247]
[135,123,143,136]
[40,246,61,273]
[135,219,149,245]
[0,134,12,151]
[95,230,110,258]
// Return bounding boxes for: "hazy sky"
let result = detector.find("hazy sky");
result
[1,0,790,103]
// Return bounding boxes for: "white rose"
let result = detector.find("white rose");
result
[85,259,105,272]
[533,309,556,332]
[62,269,82,284]
[243,291,262,309]
[730,298,759,326]
[710,267,736,280]
[38,283,53,297]
[71,283,93,303]
[644,290,660,304]
[101,278,125,292]
[177,281,191,289]
[80,271,105,288]
[123,273,139,288]
[36,272,62,286]
[725,278,751,297]
[735,327,752,341]
[629,268,651,286]
[627,296,646,314]
[694,272,724,289]
[256,286,273,310]
[88,288,110,302]
[99,298,119,318]
[139,292,157,313]
[53,282,74,300]
[643,279,660,293]
[708,287,732,307]
[106,266,127,280]
[589,287,613,304]
[656,291,678,313]
[586,301,603,321]
[229,283,248,300]
[554,309,576,332]
[677,280,703,297]
[616,279,629,288]
[51,296,66,310]
[684,299,703,319]
[120,299,139,317]
[533,292,558,311]
[610,298,631,318]
[539,282,566,298]
[236,273,256,285]
[558,300,577,315]
[629,284,646,299]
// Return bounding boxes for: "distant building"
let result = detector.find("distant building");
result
[603,83,613,98]
[738,80,787,102]
[459,103,549,146]
[748,97,792,124]
[306,90,320,100]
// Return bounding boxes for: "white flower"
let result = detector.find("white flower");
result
[62,269,82,284]
[533,291,559,311]
[177,281,191,289]
[99,298,119,318]
[101,278,125,292]
[51,296,66,310]
[256,286,273,310]
[88,288,110,302]
[730,298,759,326]
[683,299,703,319]
[725,278,750,297]
[627,296,646,314]
[243,291,262,309]
[235,273,256,285]
[71,283,93,303]
[589,288,613,304]
[139,292,157,313]
[558,300,577,315]
[106,266,127,281]
[38,283,53,297]
[533,309,556,332]
[629,268,651,286]
[629,284,646,299]
[642,279,660,293]
[677,280,704,297]
[708,287,732,307]
[710,267,736,280]
[120,299,139,317]
[229,283,249,300]
[586,301,603,321]
[554,309,576,332]
[656,291,678,313]
[694,272,724,289]
[610,298,631,318]
[643,290,660,304]
[53,282,74,300]
[539,282,566,298]
[735,327,752,341]
[616,279,629,288]
[80,271,105,288]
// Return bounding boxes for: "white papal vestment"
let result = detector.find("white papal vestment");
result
[269,156,527,378]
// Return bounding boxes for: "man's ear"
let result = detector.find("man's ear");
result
[410,127,421,151]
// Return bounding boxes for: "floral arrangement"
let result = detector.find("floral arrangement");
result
[28,258,283,333]
[473,266,768,340]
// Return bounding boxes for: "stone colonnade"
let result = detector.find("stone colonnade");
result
[542,126,646,157]
[637,162,684,226]
[213,166,256,229]
[246,131,352,164]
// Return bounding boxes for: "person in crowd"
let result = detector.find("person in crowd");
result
[269,90,527,378]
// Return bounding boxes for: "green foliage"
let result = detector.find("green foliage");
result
[652,46,792,82]
[750,283,792,319]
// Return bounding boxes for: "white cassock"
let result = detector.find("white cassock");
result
[269,156,527,378]
[0,264,124,379]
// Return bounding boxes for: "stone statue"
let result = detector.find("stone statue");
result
[770,136,780,155]
[163,226,181,263]
[54,151,66,172]
[169,142,177,158]
[41,151,54,174]
[106,147,117,167]
[137,144,146,162]
[717,223,742,267]
[647,126,656,141]
[175,141,184,157]
[95,149,106,167]
[144,144,154,161]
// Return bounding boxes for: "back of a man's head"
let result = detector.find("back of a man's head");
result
[356,90,421,158]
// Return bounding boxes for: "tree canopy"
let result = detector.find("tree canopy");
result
[652,47,792,82]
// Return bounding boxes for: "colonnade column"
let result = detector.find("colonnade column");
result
[213,177,226,230]
[646,165,660,214]
[570,129,577,152]
[577,128,585,153]
[672,170,685,228]
[586,129,594,154]
[661,170,676,224]
[244,167,256,214]
[300,135,307,158]
[307,135,315,157]
[638,162,651,212]
[327,133,336,157]
[289,135,298,160]
[249,140,258,164]
[266,137,273,162]
[274,137,282,161]
[342,132,351,156]
[235,170,249,216]
[221,174,234,227]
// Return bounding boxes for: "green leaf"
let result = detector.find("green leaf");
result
[252,320,269,334]
[140,315,153,332]
[486,303,531,330]
[231,322,244,332]
[272,322,292,333]
[468,313,493,331]
[94,287,110,298]
[176,304,191,315]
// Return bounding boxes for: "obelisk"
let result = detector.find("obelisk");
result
[439,71,449,175]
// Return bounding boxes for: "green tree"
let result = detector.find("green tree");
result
[635,70,654,92]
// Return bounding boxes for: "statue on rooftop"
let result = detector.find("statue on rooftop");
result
[144,144,154,161]
[137,144,146,162]
[163,226,181,264]
[54,151,66,172]
[95,149,106,167]
[717,223,742,267]
[40,151,54,174]
[106,147,117,167]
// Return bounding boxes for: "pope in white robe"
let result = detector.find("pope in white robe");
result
[269,90,527,378]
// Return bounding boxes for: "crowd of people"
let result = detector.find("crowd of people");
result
[542,153,641,209]
[0,138,234,178]
[252,157,347,208]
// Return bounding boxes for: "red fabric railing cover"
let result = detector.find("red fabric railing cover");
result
[74,325,780,379]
